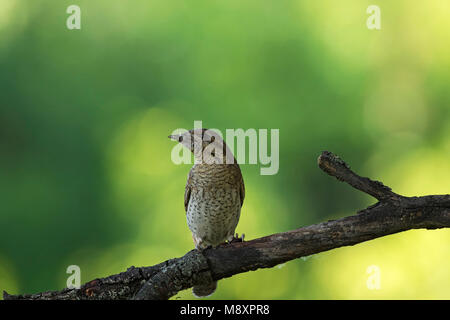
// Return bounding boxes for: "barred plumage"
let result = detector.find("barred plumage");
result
[169,128,245,297]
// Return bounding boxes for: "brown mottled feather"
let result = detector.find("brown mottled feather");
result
[184,170,193,212]
[184,164,244,213]
[172,128,245,297]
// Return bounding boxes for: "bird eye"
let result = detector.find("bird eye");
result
[178,136,183,142]
[210,136,215,142]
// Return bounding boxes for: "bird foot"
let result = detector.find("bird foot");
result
[228,233,245,244]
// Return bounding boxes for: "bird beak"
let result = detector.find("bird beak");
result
[168,134,178,141]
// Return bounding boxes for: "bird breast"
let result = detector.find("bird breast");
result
[186,164,243,247]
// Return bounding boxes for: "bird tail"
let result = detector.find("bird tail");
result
[193,280,217,298]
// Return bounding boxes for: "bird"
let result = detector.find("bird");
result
[169,128,245,297]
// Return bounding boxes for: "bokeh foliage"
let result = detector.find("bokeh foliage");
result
[0,0,449,299]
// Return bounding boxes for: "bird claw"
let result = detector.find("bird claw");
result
[228,233,245,243]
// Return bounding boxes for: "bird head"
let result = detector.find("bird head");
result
[169,128,235,164]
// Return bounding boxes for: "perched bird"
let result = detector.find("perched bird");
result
[169,128,245,297]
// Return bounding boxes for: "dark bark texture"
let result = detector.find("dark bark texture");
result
[4,151,449,300]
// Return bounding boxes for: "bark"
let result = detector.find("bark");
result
[4,151,449,300]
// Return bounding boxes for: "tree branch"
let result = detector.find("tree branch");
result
[4,151,449,300]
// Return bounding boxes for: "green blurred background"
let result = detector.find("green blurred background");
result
[0,0,449,299]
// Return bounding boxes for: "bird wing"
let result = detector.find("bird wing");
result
[237,165,245,207]
[184,170,193,213]
[239,179,245,208]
